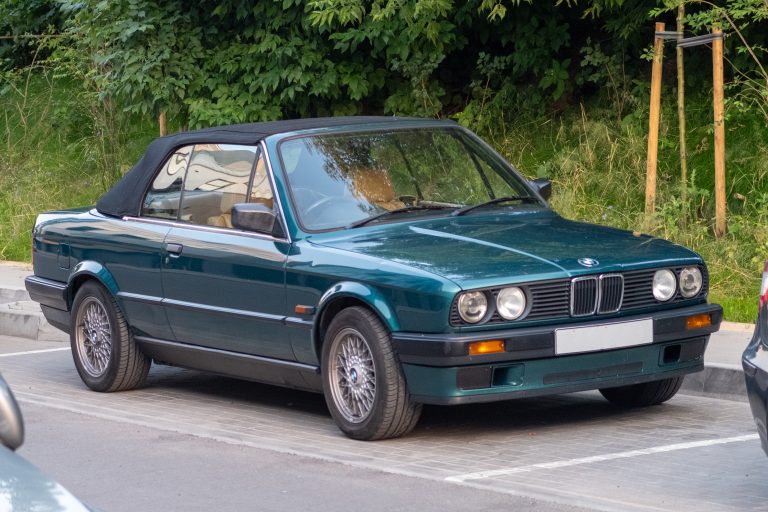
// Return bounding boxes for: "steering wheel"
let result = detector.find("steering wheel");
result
[303,196,340,217]
[293,187,326,205]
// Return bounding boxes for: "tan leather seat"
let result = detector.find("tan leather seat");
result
[350,168,402,210]
[207,213,233,228]
[207,195,274,229]
[205,156,275,229]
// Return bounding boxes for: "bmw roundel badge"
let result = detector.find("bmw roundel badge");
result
[578,258,599,268]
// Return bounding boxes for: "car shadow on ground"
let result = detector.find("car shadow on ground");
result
[142,363,679,438]
[415,394,675,438]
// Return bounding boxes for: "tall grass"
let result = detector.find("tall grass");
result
[0,71,154,261]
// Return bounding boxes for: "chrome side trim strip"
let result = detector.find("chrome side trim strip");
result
[122,215,290,243]
[118,293,316,328]
[117,291,163,305]
[163,298,286,324]
[285,316,314,329]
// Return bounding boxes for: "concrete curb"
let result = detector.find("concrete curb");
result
[720,321,755,332]
[680,363,746,402]
[0,287,30,303]
[0,261,31,269]
[0,262,67,342]
[0,301,68,342]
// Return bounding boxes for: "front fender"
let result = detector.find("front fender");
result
[317,281,401,332]
[67,261,119,305]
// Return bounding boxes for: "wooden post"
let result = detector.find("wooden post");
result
[677,4,688,223]
[712,26,726,237]
[159,111,167,137]
[645,22,666,220]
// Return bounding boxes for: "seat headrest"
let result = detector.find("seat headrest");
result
[351,168,395,202]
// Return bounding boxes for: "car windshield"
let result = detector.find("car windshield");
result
[280,126,539,231]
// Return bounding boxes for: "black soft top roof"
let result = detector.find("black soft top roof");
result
[96,116,438,218]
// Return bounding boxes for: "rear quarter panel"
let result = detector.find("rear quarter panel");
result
[32,209,174,339]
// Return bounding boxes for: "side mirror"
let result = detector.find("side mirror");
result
[0,375,24,451]
[232,203,280,235]
[529,178,552,201]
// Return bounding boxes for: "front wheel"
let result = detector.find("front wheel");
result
[599,376,684,407]
[321,307,422,440]
[70,281,151,392]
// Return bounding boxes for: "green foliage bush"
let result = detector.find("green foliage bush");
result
[47,0,667,125]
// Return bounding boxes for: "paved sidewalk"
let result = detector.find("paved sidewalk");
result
[0,261,753,399]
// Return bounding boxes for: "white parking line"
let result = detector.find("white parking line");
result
[0,347,70,358]
[446,433,759,482]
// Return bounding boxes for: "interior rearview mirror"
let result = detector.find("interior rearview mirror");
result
[0,374,24,451]
[529,178,552,201]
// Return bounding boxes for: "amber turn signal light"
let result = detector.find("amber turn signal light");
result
[686,314,711,330]
[468,340,505,356]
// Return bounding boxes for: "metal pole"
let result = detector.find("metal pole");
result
[645,22,666,220]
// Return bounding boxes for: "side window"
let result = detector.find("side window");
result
[142,145,193,219]
[248,153,274,210]
[178,144,258,228]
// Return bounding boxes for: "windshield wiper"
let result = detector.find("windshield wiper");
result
[451,195,539,217]
[347,204,453,229]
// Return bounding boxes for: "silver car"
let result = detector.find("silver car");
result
[0,374,91,511]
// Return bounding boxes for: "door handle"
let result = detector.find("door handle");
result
[166,243,183,256]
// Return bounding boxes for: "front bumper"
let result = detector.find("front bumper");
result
[743,310,768,456]
[392,303,722,405]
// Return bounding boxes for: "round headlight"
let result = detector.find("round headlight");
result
[497,287,527,320]
[679,267,703,298]
[653,269,677,301]
[457,291,488,324]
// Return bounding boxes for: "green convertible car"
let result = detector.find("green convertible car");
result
[26,117,722,440]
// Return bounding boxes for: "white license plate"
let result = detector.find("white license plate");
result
[555,319,653,355]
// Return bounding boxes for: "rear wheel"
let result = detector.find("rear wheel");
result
[322,307,421,440]
[599,376,684,407]
[70,281,150,392]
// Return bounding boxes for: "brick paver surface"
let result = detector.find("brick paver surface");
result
[1,347,764,512]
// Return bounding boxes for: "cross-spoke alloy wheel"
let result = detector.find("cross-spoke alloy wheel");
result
[70,281,151,392]
[322,306,422,440]
[328,327,377,423]
[74,297,113,378]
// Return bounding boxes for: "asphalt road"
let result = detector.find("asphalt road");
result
[1,336,765,512]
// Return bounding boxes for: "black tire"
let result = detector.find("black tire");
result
[321,307,422,440]
[599,376,684,407]
[70,281,150,392]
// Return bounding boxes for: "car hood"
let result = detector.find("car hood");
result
[307,211,702,289]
